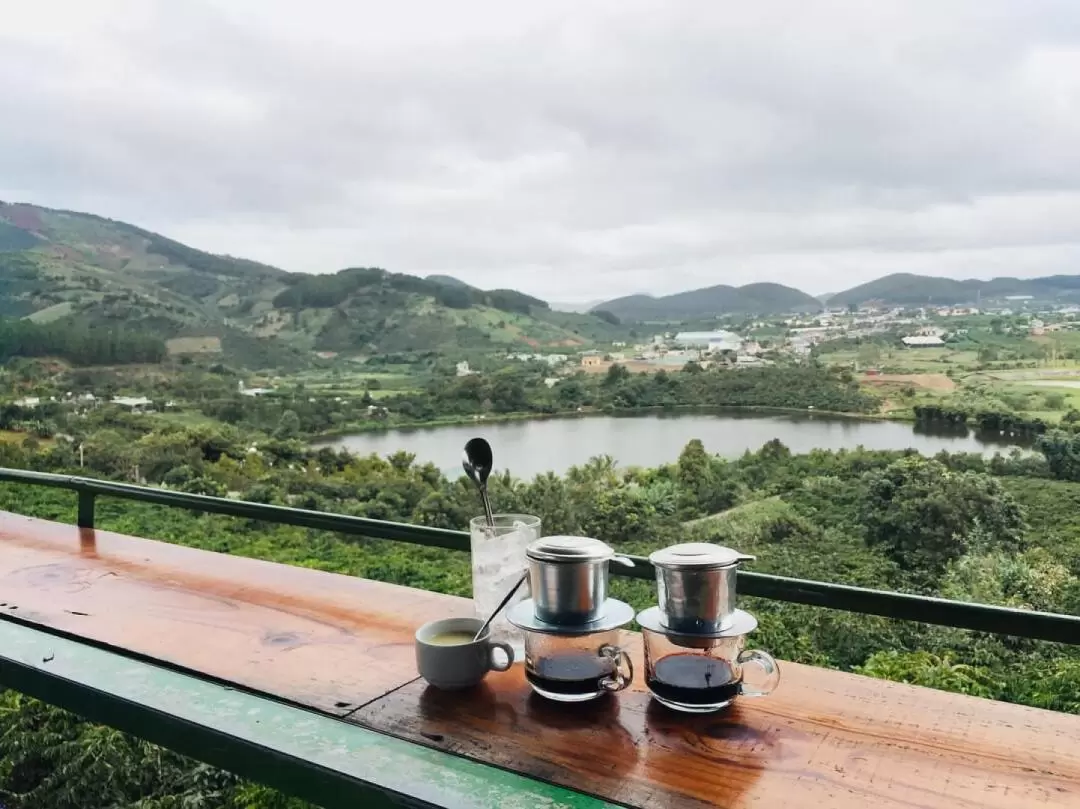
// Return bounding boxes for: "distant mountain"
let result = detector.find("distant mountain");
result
[0,201,623,366]
[0,200,303,367]
[425,274,475,289]
[592,282,822,321]
[829,273,1080,307]
[550,299,606,314]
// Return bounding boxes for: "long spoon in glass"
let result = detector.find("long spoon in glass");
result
[472,570,528,642]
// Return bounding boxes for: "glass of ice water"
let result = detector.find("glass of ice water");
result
[470,513,541,659]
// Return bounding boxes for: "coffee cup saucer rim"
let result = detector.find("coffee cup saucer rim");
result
[635,606,758,638]
[507,598,634,635]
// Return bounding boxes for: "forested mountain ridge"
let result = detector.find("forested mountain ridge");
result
[0,201,625,365]
[9,200,1080,362]
[593,282,823,320]
[828,272,1080,307]
[0,201,302,367]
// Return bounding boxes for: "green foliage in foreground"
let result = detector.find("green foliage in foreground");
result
[0,432,1078,806]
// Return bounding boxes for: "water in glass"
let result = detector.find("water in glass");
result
[470,514,540,658]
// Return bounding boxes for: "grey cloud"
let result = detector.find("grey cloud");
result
[3,0,1080,299]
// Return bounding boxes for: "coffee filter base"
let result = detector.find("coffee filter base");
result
[636,607,758,641]
[507,598,635,635]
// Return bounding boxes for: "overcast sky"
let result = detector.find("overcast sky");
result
[3,1,1080,301]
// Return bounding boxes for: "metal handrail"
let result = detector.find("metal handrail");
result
[1,466,1078,644]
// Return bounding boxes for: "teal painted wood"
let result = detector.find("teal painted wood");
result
[3,466,1080,643]
[0,618,617,809]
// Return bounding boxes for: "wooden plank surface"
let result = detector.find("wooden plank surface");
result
[2,510,1080,808]
[354,631,1080,808]
[0,511,466,715]
[0,619,618,809]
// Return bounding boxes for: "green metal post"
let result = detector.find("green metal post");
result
[77,489,95,529]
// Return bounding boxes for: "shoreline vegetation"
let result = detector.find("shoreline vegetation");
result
[308,402,894,441]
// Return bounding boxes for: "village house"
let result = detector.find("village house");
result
[111,396,153,411]
[673,330,742,353]
[901,335,946,348]
[580,351,604,368]
[239,381,275,397]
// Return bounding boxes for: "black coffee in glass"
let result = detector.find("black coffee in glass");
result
[647,655,741,706]
[527,651,611,697]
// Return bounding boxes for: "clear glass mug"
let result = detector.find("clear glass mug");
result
[524,629,634,702]
[470,514,541,658]
[642,628,779,713]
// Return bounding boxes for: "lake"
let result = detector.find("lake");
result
[315,411,1028,478]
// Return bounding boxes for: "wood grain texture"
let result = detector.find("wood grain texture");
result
[3,510,1080,808]
[354,630,1080,808]
[0,511,466,714]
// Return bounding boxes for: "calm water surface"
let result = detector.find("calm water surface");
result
[316,411,1026,478]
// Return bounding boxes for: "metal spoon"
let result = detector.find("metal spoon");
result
[473,571,528,642]
[462,437,495,528]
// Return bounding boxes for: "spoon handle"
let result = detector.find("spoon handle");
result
[473,571,528,642]
[480,487,495,529]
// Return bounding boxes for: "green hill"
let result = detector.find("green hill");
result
[425,274,475,289]
[263,266,623,353]
[593,281,822,321]
[0,201,624,367]
[830,273,1080,307]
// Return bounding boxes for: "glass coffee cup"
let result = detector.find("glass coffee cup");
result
[523,629,633,702]
[642,627,779,713]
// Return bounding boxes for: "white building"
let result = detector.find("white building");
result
[901,335,946,348]
[112,396,153,410]
[507,353,567,366]
[239,381,275,397]
[789,338,813,355]
[675,330,742,352]
[455,361,475,377]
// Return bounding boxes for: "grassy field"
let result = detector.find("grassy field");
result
[824,340,1080,423]
[826,347,981,373]
[25,301,75,323]
[0,430,55,447]
[286,368,420,397]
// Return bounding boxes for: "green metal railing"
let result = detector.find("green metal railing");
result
[2,466,1079,645]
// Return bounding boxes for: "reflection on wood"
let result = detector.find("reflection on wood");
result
[354,636,1080,808]
[0,511,467,713]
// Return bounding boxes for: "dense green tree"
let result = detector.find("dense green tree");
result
[859,456,1026,583]
[1037,430,1080,481]
[273,411,302,440]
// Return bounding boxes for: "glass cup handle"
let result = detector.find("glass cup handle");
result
[488,641,515,672]
[598,644,634,692]
[737,649,780,697]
